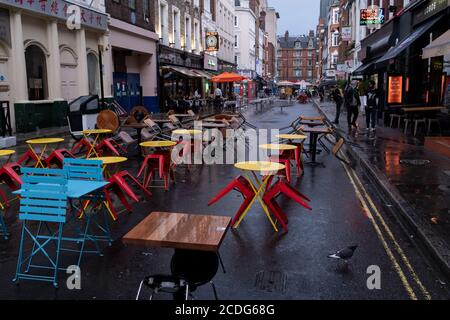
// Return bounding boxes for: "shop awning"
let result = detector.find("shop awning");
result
[191,69,213,79]
[422,30,450,59]
[162,66,202,78]
[375,16,442,65]
[352,60,377,75]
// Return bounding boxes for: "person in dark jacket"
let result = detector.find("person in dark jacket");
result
[365,80,379,131]
[331,86,343,124]
[345,80,361,130]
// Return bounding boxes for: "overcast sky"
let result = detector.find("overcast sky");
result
[268,0,320,36]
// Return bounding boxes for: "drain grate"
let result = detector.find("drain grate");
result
[255,270,287,293]
[399,159,431,166]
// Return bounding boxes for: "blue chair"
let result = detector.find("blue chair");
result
[63,158,110,265]
[13,167,68,288]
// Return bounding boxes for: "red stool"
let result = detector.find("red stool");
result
[95,138,122,157]
[0,162,22,190]
[269,155,292,182]
[137,151,174,190]
[208,176,256,227]
[17,150,42,167]
[71,138,93,157]
[105,170,152,213]
[45,149,76,168]
[262,178,312,232]
[284,145,304,176]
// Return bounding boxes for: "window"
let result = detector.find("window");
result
[332,32,339,47]
[331,53,338,65]
[332,8,339,24]
[294,59,300,67]
[235,55,239,65]
[295,42,301,48]
[294,51,301,57]
[143,0,149,21]
[234,15,238,26]
[308,70,312,78]
[128,0,135,10]
[87,52,99,95]
[25,45,48,100]
[234,35,238,48]
[294,69,301,77]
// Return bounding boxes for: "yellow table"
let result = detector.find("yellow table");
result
[88,156,127,178]
[172,129,202,136]
[259,144,297,151]
[140,141,177,148]
[0,150,15,165]
[234,161,286,232]
[82,129,112,158]
[26,138,64,168]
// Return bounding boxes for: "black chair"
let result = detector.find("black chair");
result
[136,274,189,300]
[171,249,220,300]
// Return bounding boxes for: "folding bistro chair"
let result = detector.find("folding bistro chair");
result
[13,167,68,287]
[63,158,111,264]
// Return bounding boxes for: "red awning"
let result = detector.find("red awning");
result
[211,72,247,83]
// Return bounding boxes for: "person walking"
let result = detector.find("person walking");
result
[214,86,223,110]
[345,80,361,130]
[331,86,343,124]
[365,80,379,132]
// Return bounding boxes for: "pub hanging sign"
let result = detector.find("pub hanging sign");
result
[360,7,385,25]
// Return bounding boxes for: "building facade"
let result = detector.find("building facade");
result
[264,7,279,83]
[277,31,318,83]
[155,0,206,110]
[234,0,257,79]
[107,0,159,113]
[0,0,108,133]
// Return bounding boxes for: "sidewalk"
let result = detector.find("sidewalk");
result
[314,100,450,275]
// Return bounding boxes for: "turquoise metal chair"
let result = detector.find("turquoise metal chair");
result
[13,167,68,288]
[63,158,110,265]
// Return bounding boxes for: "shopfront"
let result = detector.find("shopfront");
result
[0,0,108,133]
[109,18,158,113]
[158,45,205,112]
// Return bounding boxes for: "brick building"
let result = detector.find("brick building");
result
[277,30,318,83]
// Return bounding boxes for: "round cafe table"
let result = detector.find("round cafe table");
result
[233,161,286,232]
[0,150,15,165]
[172,129,202,136]
[82,129,112,158]
[259,143,297,152]
[88,156,127,178]
[26,138,64,168]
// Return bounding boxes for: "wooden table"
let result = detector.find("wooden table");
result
[300,126,331,166]
[123,212,231,252]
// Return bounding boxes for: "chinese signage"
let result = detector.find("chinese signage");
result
[413,0,450,25]
[0,0,108,31]
[203,53,218,71]
[388,75,403,104]
[360,8,385,25]
[205,31,219,52]
[341,26,352,41]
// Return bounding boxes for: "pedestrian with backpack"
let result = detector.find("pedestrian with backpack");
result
[345,80,361,131]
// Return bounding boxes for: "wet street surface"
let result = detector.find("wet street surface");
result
[318,101,450,276]
[0,102,449,300]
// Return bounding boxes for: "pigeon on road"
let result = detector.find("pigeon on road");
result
[328,245,358,262]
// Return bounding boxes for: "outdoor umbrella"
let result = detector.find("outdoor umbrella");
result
[211,72,247,83]
[277,81,295,86]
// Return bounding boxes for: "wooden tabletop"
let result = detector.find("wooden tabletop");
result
[300,126,331,134]
[402,106,445,112]
[123,212,231,252]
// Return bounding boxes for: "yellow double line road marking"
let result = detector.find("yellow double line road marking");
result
[339,151,431,300]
